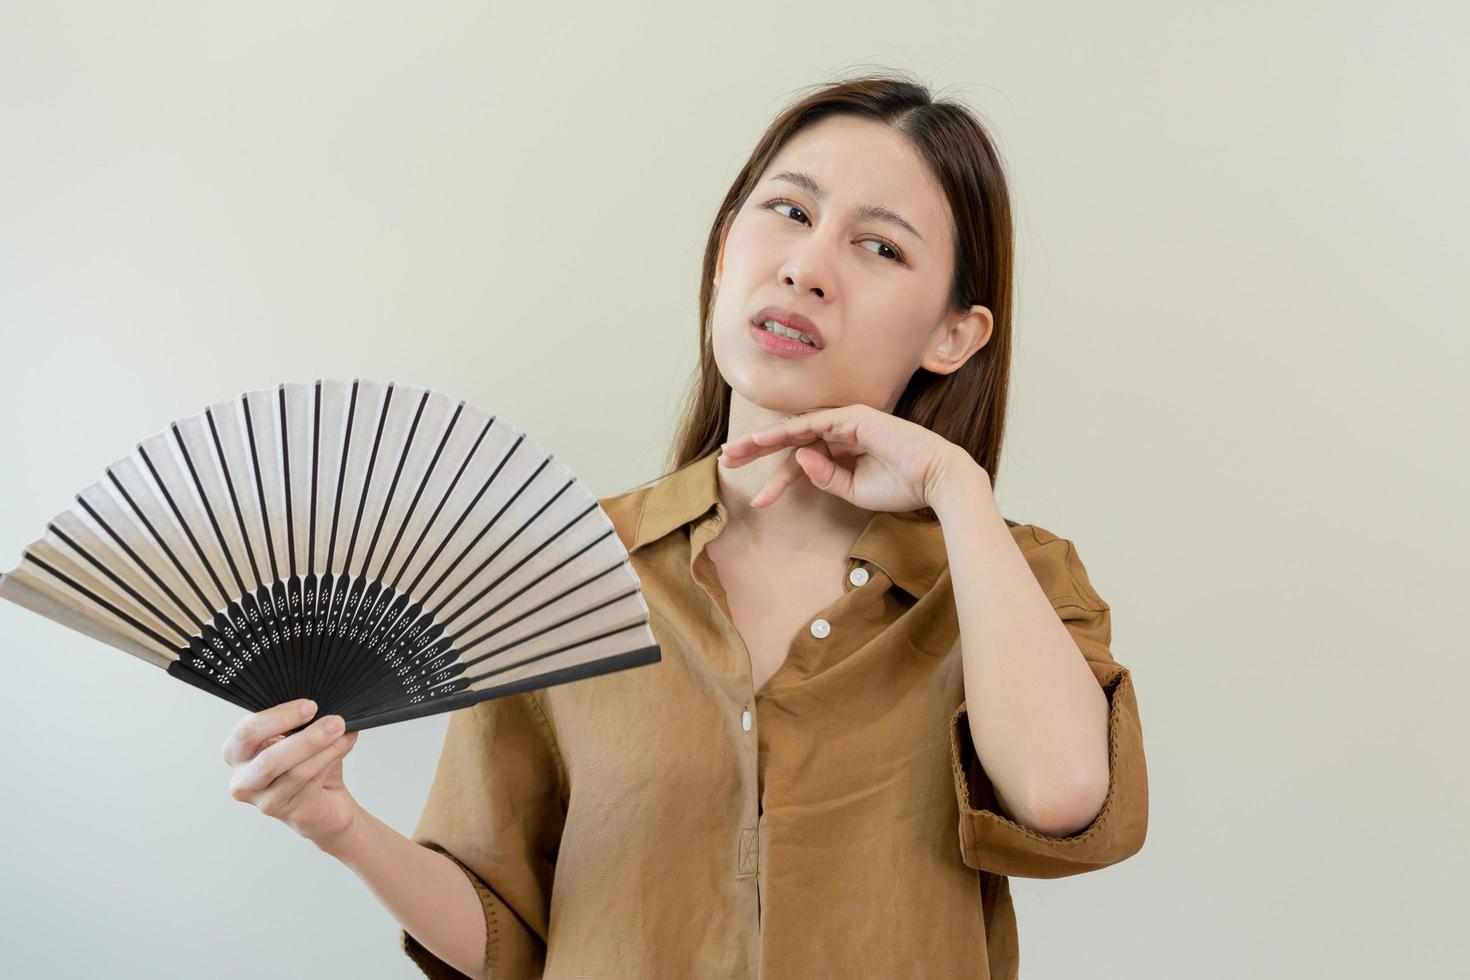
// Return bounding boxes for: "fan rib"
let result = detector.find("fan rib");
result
[44,521,276,708]
[304,381,325,699]
[75,495,198,629]
[327,425,525,713]
[326,386,425,716]
[241,397,281,585]
[172,422,290,703]
[204,408,266,590]
[241,394,297,694]
[453,564,630,664]
[319,383,402,714]
[47,526,191,645]
[25,553,180,659]
[395,417,495,597]
[101,468,262,693]
[428,467,566,615]
[0,379,664,731]
[338,401,468,696]
[273,387,306,698]
[437,494,593,627]
[449,531,618,644]
[314,381,361,710]
[381,402,463,592]
[278,387,298,579]
[135,446,277,695]
[136,447,232,611]
[344,642,660,732]
[359,389,428,579]
[407,434,526,602]
[203,407,291,703]
[461,589,643,673]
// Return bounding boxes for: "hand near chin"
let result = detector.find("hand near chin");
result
[717,404,984,513]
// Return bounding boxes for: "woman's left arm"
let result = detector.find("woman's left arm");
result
[719,403,1134,854]
[926,449,1110,838]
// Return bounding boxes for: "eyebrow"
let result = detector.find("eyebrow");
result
[768,169,925,243]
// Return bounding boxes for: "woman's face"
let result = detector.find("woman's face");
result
[710,114,992,416]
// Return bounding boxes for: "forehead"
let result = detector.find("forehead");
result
[758,115,948,236]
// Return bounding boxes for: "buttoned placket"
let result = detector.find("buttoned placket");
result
[687,506,885,911]
[687,507,763,891]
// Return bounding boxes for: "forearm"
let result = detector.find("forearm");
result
[930,453,1110,837]
[320,804,487,980]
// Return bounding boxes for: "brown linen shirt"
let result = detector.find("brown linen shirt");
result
[399,446,1148,979]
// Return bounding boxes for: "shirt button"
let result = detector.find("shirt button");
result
[848,566,869,587]
[741,707,752,731]
[810,618,830,639]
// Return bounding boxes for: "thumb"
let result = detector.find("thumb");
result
[795,446,854,499]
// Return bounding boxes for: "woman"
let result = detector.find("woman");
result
[221,70,1148,979]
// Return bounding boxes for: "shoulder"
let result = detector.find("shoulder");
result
[1003,519,1110,611]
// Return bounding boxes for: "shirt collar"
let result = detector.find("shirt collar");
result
[629,447,948,600]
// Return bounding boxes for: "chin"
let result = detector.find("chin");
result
[727,378,827,418]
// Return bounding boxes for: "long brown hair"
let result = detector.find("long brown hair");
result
[663,68,1015,521]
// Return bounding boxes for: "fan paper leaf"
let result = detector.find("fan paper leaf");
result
[0,380,660,731]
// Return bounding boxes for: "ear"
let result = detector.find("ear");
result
[919,305,994,376]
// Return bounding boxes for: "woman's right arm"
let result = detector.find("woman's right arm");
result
[319,805,488,979]
[222,699,489,980]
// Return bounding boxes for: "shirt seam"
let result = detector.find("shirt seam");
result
[527,689,569,796]
[1024,525,1109,611]
[631,484,653,552]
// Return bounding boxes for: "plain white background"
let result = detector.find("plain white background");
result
[2,2,1465,977]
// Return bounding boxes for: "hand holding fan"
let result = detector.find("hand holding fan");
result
[0,380,660,732]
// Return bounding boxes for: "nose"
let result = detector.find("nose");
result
[778,241,835,299]
[782,273,824,299]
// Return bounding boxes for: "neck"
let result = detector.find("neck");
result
[717,395,874,548]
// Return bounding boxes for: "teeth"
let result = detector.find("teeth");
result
[761,320,816,346]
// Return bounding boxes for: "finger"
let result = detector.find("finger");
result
[751,450,808,508]
[222,699,318,766]
[751,412,829,451]
[794,444,856,499]
[722,409,841,463]
[232,714,345,798]
[256,734,286,757]
[280,743,345,810]
[253,730,359,817]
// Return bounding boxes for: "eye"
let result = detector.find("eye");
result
[761,197,906,264]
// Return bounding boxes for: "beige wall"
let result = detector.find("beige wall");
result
[1,2,1464,976]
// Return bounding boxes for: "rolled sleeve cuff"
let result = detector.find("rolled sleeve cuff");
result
[399,843,501,980]
[948,664,1148,878]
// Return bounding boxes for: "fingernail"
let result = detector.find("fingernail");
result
[325,716,344,736]
[300,700,316,718]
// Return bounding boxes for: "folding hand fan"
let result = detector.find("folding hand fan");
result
[0,379,659,733]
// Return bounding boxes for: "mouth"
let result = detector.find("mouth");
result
[750,306,824,349]
[749,321,822,357]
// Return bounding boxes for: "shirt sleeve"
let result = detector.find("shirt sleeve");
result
[947,524,1148,879]
[400,690,567,979]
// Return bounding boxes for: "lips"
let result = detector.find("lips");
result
[751,305,824,349]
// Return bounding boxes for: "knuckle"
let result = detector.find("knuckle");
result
[244,755,272,788]
[221,727,248,765]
